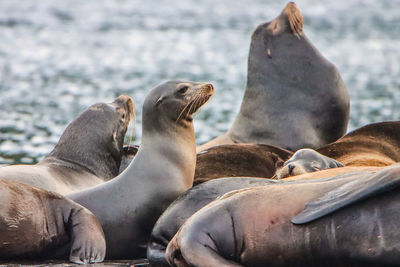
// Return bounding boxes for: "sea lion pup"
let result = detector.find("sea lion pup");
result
[166,164,400,267]
[194,144,292,185]
[275,148,344,179]
[317,121,400,167]
[0,95,134,195]
[0,179,105,264]
[69,81,214,259]
[198,2,349,152]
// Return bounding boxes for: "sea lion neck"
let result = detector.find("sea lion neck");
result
[135,124,196,188]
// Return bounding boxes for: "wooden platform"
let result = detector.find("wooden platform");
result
[0,259,149,267]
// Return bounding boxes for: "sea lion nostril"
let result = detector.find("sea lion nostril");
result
[288,164,295,175]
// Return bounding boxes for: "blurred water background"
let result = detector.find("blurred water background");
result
[0,0,399,164]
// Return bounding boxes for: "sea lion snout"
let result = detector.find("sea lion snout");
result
[166,237,185,267]
[200,83,214,94]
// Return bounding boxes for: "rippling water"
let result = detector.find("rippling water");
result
[0,0,399,164]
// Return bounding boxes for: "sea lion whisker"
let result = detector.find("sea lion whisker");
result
[185,96,199,120]
[176,100,193,123]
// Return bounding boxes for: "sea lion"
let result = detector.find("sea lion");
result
[147,166,380,266]
[166,164,400,266]
[317,121,400,167]
[198,2,349,152]
[69,80,214,259]
[0,179,105,264]
[0,95,134,195]
[275,148,344,179]
[147,177,282,266]
[194,144,292,185]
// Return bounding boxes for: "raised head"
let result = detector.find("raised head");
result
[142,81,214,135]
[44,95,135,179]
[250,2,303,58]
[275,148,344,179]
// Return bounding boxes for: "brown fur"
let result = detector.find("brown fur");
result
[317,121,400,167]
[0,179,105,262]
[194,144,293,185]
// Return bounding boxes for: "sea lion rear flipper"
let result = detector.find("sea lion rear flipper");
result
[291,164,400,224]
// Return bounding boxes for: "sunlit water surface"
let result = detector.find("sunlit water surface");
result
[0,0,399,164]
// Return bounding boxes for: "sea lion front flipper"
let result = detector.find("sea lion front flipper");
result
[291,164,400,224]
[67,205,106,264]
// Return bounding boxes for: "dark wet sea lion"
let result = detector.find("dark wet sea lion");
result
[147,166,380,266]
[0,179,105,264]
[69,81,214,259]
[198,2,349,152]
[0,95,134,194]
[147,177,282,266]
[275,148,343,178]
[194,144,292,185]
[166,164,400,266]
[317,121,400,167]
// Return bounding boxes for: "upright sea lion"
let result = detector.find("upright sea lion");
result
[317,121,400,167]
[275,148,344,178]
[0,179,105,264]
[0,95,134,195]
[166,164,400,266]
[69,81,214,259]
[198,2,349,152]
[194,144,292,185]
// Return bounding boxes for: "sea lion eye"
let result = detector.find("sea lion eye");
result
[178,86,189,94]
[122,114,125,119]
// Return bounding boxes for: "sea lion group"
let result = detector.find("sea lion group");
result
[1,2,399,267]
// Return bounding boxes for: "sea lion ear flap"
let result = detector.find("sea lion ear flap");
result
[283,2,303,38]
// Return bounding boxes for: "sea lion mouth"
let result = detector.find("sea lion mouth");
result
[177,83,214,122]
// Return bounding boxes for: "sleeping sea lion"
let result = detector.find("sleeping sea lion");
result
[0,179,105,264]
[275,148,344,179]
[166,164,400,266]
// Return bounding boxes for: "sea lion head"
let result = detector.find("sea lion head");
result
[275,148,344,179]
[46,95,135,179]
[143,81,214,133]
[250,2,303,59]
[70,94,135,156]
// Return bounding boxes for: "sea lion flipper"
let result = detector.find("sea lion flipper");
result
[68,206,106,264]
[291,165,400,224]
